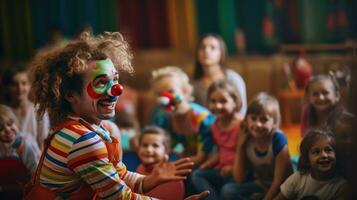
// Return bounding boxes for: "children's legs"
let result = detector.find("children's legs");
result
[220,181,264,200]
[190,168,233,200]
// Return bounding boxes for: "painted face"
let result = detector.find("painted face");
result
[138,134,167,166]
[308,80,339,112]
[198,36,222,67]
[246,112,275,138]
[9,72,31,103]
[0,118,18,144]
[208,89,237,119]
[86,59,123,99]
[152,76,187,111]
[70,59,121,124]
[308,137,336,175]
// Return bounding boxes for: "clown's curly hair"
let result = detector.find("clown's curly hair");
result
[29,31,133,126]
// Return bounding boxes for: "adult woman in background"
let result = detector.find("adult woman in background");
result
[192,33,247,116]
[2,66,50,150]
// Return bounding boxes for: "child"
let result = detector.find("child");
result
[192,33,247,116]
[191,80,243,200]
[0,104,40,199]
[2,66,50,150]
[274,129,348,200]
[136,126,185,200]
[150,66,216,167]
[301,75,342,136]
[221,92,293,200]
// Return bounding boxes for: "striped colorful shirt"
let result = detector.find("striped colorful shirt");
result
[39,117,155,199]
[151,102,215,156]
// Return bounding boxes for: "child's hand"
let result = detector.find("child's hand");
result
[199,162,210,169]
[238,122,250,148]
[142,155,194,192]
[220,165,233,177]
[199,153,219,169]
[184,190,210,200]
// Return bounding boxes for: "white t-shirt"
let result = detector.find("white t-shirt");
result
[13,103,50,150]
[280,172,347,200]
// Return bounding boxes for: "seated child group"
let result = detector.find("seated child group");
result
[0,33,352,200]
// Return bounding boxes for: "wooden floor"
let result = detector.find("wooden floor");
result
[281,124,301,157]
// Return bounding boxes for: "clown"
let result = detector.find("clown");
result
[25,32,209,200]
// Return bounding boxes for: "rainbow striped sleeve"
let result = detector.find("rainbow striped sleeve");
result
[190,103,216,153]
[41,123,155,200]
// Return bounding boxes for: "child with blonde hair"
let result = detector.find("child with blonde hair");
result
[150,66,215,166]
[191,80,243,200]
[221,92,293,200]
[0,104,40,199]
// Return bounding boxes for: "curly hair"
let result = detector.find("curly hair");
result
[29,32,133,126]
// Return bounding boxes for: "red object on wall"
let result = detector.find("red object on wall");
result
[292,49,312,89]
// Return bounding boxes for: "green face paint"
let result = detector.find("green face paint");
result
[87,59,119,99]
[91,59,115,80]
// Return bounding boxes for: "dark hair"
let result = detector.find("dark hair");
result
[1,65,29,103]
[305,75,341,126]
[245,92,281,128]
[193,33,227,80]
[297,129,337,174]
[139,125,171,151]
[207,79,242,113]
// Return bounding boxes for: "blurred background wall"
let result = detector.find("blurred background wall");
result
[1,0,356,61]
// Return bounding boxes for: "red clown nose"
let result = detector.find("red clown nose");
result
[108,84,124,96]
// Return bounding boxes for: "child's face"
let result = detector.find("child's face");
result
[246,112,274,138]
[308,80,339,112]
[152,76,186,104]
[308,137,336,174]
[138,133,167,166]
[9,72,31,102]
[69,59,119,124]
[0,118,18,143]
[198,36,221,67]
[208,89,237,119]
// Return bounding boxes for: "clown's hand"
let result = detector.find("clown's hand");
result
[184,191,210,200]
